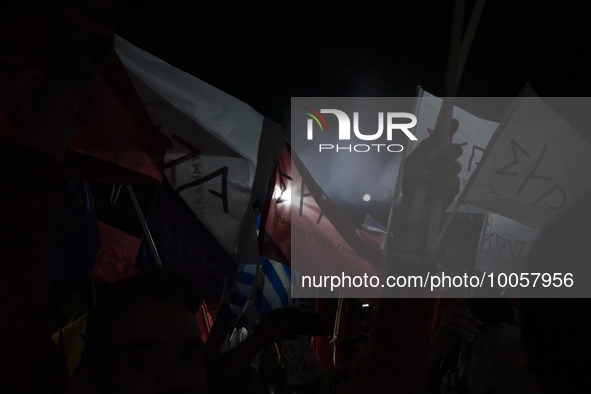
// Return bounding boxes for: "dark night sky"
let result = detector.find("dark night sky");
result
[114,1,591,127]
[100,1,591,230]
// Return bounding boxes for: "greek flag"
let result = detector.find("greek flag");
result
[231,257,296,330]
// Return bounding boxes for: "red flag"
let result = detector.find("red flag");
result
[67,54,171,184]
[259,142,386,298]
[196,301,213,343]
[92,222,141,284]
[0,54,171,185]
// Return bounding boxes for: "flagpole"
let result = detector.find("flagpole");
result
[274,342,282,364]
[250,257,262,303]
[331,293,344,368]
[458,0,486,82]
[432,0,487,250]
[405,0,464,224]
[383,85,423,255]
[470,213,490,297]
[435,201,460,251]
[405,0,486,257]
[201,301,211,334]
[424,0,465,258]
[427,0,487,254]
[127,185,163,268]
[405,0,462,256]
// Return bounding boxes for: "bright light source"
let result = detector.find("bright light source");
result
[363,194,371,202]
[362,304,370,308]
[272,186,290,204]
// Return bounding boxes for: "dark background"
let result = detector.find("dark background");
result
[115,0,590,127]
[104,0,591,233]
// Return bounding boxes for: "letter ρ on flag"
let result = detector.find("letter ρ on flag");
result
[474,213,539,276]
[457,88,591,230]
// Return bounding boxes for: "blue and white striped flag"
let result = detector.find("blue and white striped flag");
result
[231,257,297,330]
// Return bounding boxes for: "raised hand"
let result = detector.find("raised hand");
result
[389,120,463,254]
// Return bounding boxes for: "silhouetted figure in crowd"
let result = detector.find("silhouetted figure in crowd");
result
[520,192,591,393]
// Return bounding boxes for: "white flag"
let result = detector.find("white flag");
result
[474,213,539,274]
[114,36,284,264]
[457,89,591,230]
[411,88,500,211]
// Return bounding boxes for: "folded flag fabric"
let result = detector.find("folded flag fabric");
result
[67,54,170,184]
[457,88,591,230]
[231,257,296,329]
[92,221,141,284]
[0,54,170,185]
[259,142,386,298]
[474,213,539,274]
[51,315,88,380]
[136,187,236,300]
[50,179,100,305]
[114,35,284,265]
[361,215,388,234]
[410,88,500,211]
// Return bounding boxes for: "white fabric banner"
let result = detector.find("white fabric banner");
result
[411,89,500,211]
[114,36,284,264]
[457,90,591,230]
[284,335,323,386]
[475,213,539,273]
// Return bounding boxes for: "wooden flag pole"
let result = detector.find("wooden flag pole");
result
[458,0,487,84]
[404,3,463,258]
[331,293,345,368]
[405,0,487,257]
[435,201,461,251]
[424,0,465,245]
[424,0,465,258]
[201,301,211,334]
[274,342,282,364]
[127,185,163,268]
[433,0,487,250]
[383,85,424,255]
[249,256,262,304]
[431,0,487,251]
[444,0,466,97]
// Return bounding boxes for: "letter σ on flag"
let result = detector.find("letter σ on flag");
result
[114,35,284,265]
[457,89,591,230]
[259,142,386,299]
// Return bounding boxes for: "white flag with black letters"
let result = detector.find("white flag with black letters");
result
[115,35,284,264]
